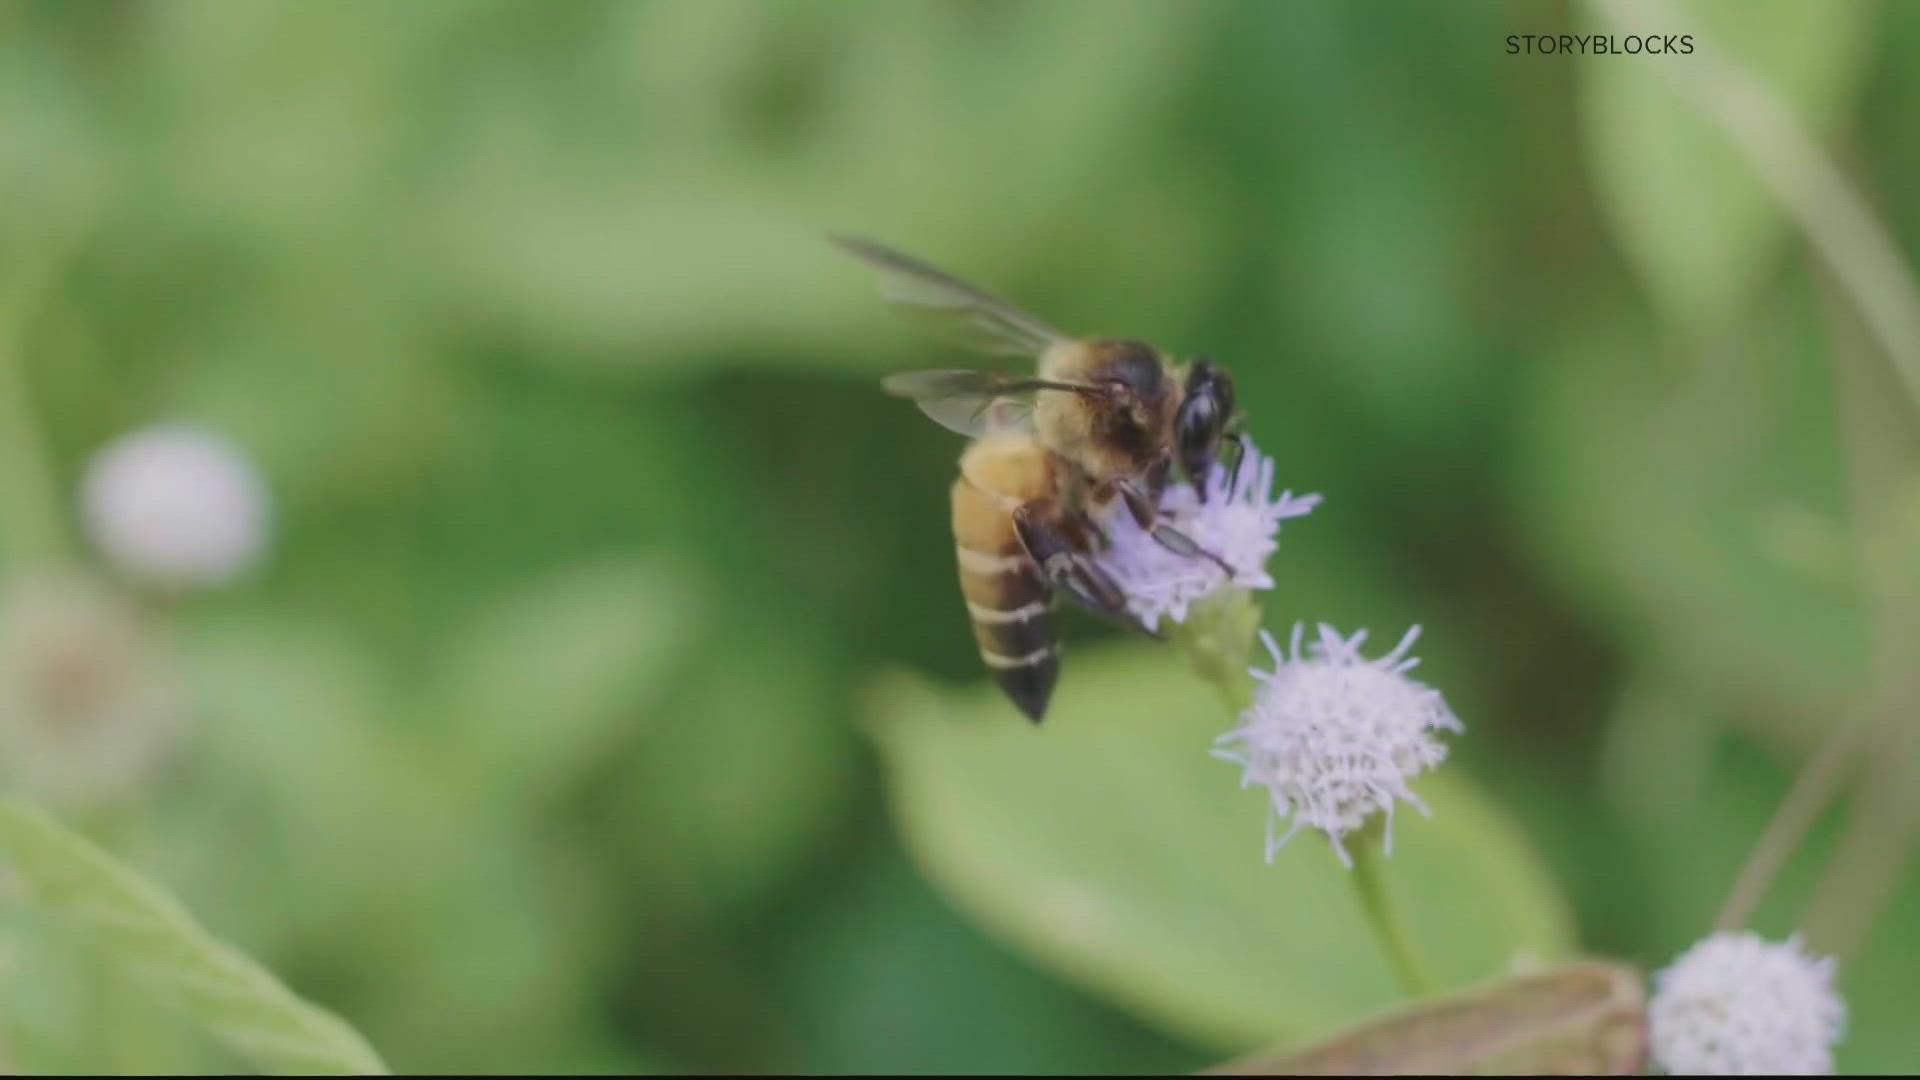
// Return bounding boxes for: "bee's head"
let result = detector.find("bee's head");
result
[1175,358,1238,496]
[1086,339,1177,469]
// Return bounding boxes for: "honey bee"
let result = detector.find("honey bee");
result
[833,234,1244,723]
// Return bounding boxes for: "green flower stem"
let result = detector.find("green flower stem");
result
[1350,820,1433,998]
[1175,587,1434,1000]
[1169,586,1263,714]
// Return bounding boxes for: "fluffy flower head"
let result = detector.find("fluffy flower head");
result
[1095,437,1319,628]
[1649,931,1844,1076]
[1213,622,1461,866]
[0,572,184,806]
[81,424,272,588]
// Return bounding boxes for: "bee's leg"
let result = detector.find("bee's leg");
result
[1222,412,1250,493]
[1142,454,1174,505]
[1012,500,1162,639]
[1113,476,1159,530]
[1107,477,1237,577]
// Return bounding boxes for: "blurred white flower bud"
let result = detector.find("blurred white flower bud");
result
[1213,623,1462,867]
[80,425,271,588]
[1649,931,1844,1076]
[1095,437,1319,629]
[0,571,184,806]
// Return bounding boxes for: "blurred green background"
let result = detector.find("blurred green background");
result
[2,0,1918,1073]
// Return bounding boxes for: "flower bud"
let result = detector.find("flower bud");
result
[80,425,271,589]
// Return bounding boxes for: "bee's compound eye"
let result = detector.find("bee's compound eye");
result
[1178,393,1218,448]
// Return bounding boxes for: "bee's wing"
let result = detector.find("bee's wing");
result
[881,369,1106,438]
[830,233,1066,359]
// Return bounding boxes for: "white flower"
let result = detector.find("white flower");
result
[1649,931,1844,1076]
[0,571,184,806]
[1094,437,1320,628]
[80,425,272,588]
[1213,623,1461,867]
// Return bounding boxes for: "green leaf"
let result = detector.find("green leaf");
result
[862,643,1577,1052]
[0,800,389,1075]
[1578,0,1871,329]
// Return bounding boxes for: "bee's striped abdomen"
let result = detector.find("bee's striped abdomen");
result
[951,435,1060,722]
